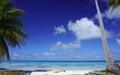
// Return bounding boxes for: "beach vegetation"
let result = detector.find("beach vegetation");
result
[0,70,27,75]
[108,0,120,12]
[0,0,27,60]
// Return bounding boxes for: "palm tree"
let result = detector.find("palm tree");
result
[95,0,120,73]
[108,0,120,12]
[0,0,27,60]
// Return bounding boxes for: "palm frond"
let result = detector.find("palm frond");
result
[0,9,25,27]
[5,17,24,28]
[7,9,25,16]
[0,0,13,8]
[0,0,27,61]
[2,25,27,48]
[108,0,120,12]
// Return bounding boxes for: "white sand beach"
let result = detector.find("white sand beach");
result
[30,70,92,75]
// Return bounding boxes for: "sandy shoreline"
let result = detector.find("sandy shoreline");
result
[30,70,92,75]
[0,68,93,75]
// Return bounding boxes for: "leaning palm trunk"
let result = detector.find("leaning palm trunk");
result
[95,0,120,73]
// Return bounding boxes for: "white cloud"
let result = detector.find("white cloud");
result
[54,25,66,35]
[102,6,120,19]
[12,53,30,60]
[92,51,101,56]
[50,41,81,50]
[14,53,20,57]
[12,52,56,60]
[43,52,56,56]
[35,52,56,56]
[68,17,111,40]
[116,38,120,44]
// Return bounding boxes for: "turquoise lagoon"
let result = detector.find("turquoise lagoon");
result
[0,61,120,71]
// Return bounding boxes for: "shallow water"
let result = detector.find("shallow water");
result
[0,61,120,71]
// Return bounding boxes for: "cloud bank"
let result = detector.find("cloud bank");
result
[50,41,81,50]
[52,17,112,51]
[68,17,111,40]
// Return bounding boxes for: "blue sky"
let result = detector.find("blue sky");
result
[9,0,120,61]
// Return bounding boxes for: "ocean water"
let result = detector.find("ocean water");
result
[0,61,120,71]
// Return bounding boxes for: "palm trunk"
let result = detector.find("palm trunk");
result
[0,36,3,60]
[0,36,10,60]
[95,0,120,73]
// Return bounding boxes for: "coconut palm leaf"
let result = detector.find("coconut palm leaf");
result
[108,0,120,12]
[0,0,27,60]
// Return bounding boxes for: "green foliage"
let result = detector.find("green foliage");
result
[0,70,27,75]
[0,0,27,60]
[108,0,120,12]
[0,71,4,75]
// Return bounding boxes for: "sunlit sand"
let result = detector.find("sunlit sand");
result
[30,70,91,75]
